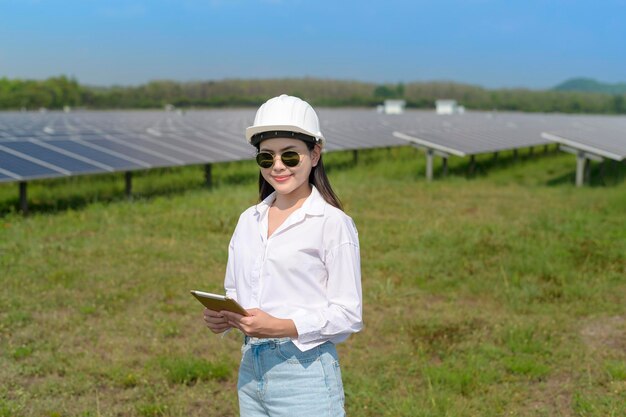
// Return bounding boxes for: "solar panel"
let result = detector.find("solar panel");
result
[320,109,406,150]
[1,109,625,194]
[542,115,626,161]
[47,140,145,170]
[86,138,178,167]
[125,135,212,164]
[391,111,562,156]
[1,141,107,174]
[0,149,64,180]
[0,171,14,181]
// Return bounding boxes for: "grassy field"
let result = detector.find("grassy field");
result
[1,146,625,416]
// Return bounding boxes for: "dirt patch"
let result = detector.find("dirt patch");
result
[580,315,626,354]
[521,315,626,416]
[524,372,573,417]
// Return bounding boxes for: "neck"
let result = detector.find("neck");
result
[273,183,312,210]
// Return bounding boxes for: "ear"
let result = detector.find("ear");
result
[310,144,322,167]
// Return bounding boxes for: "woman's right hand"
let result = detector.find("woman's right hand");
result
[203,308,231,334]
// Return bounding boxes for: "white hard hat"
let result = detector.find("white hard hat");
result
[246,94,325,147]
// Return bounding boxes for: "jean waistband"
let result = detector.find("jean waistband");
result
[244,336,292,345]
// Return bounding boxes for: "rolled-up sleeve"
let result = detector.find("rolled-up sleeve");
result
[292,241,363,344]
[290,211,363,347]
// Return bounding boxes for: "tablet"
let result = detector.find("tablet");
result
[190,290,250,316]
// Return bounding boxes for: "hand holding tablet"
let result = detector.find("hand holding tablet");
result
[190,290,250,316]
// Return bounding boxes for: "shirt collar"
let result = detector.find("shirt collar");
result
[300,185,326,216]
[254,185,326,217]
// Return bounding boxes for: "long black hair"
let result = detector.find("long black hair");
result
[257,140,343,210]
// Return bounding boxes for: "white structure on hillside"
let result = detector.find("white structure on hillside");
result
[436,99,465,115]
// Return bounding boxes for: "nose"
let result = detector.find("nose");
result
[271,155,287,170]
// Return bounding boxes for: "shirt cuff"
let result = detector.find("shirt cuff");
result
[291,310,325,344]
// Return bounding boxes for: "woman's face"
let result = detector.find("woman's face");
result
[258,138,321,198]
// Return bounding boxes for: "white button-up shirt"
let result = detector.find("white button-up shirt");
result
[224,185,363,351]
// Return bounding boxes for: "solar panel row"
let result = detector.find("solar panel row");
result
[0,109,624,186]
[0,109,409,183]
[0,110,255,182]
[391,112,625,157]
[542,116,626,160]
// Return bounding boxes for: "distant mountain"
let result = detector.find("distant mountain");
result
[553,78,626,95]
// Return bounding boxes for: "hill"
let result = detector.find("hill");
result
[553,77,626,95]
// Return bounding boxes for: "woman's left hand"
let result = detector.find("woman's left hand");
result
[221,308,297,338]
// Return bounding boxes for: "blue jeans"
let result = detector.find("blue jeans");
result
[237,337,346,417]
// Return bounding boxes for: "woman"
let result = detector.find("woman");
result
[203,94,363,417]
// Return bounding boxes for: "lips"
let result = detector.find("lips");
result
[272,175,291,182]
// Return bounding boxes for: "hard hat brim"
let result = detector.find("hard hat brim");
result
[246,124,325,146]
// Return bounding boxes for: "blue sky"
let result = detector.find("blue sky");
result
[1,0,625,89]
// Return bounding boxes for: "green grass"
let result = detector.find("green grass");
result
[1,146,625,416]
[157,356,231,386]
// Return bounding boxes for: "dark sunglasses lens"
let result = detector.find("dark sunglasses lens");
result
[281,151,300,167]
[256,153,274,168]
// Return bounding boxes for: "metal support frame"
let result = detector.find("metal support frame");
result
[559,145,604,187]
[425,149,434,181]
[353,150,358,165]
[584,158,591,184]
[599,160,607,184]
[420,147,451,181]
[468,155,476,176]
[393,132,462,182]
[576,152,587,187]
[204,164,212,187]
[19,182,28,215]
[125,171,132,199]
[612,160,621,181]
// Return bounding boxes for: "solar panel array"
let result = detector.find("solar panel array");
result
[0,109,414,184]
[318,109,406,151]
[1,109,625,186]
[390,111,614,156]
[0,110,256,183]
[542,114,626,161]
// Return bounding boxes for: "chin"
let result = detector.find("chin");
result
[272,183,297,195]
[269,177,308,195]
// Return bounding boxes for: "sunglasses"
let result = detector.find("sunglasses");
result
[256,151,301,168]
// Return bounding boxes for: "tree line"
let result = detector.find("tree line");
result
[1,76,625,114]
